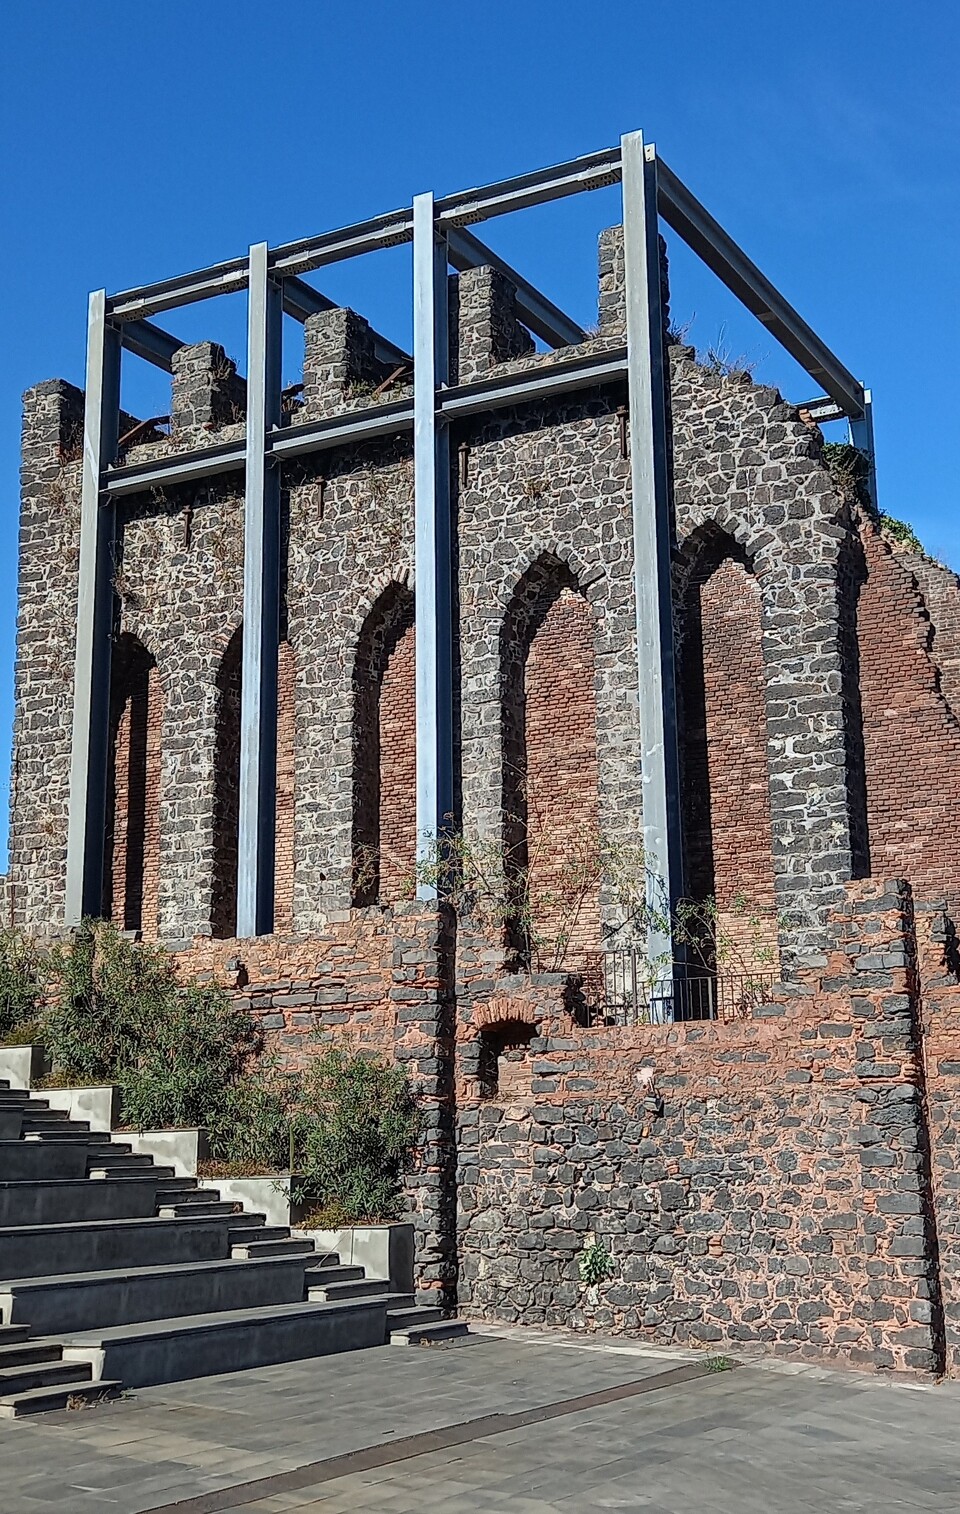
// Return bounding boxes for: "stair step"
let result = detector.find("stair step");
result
[88,1155,155,1170]
[386,1305,446,1331]
[160,1201,243,1218]
[0,1379,121,1418]
[310,1277,388,1302]
[0,1361,92,1394]
[224,1223,279,1246]
[0,1254,315,1332]
[0,1213,245,1277]
[302,1264,365,1288]
[0,1343,64,1370]
[390,1320,470,1346]
[0,1325,31,1345]
[23,1132,91,1144]
[232,1238,315,1260]
[59,1298,388,1388]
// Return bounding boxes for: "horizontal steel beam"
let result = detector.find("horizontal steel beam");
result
[105,437,246,497]
[109,257,249,321]
[120,319,184,372]
[656,158,865,420]
[436,146,622,228]
[439,347,626,418]
[798,397,847,424]
[269,208,414,279]
[446,226,585,349]
[101,349,627,497]
[267,399,414,461]
[281,275,411,369]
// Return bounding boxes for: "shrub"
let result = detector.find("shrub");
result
[44,921,261,1132]
[292,1048,421,1223]
[206,1070,293,1172]
[0,929,48,1043]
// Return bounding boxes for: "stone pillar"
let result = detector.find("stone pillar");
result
[301,308,395,419]
[455,267,534,385]
[9,381,86,933]
[171,342,246,437]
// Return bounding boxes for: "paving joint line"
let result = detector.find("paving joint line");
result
[139,1360,722,1512]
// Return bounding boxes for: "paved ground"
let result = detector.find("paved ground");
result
[1,1328,959,1512]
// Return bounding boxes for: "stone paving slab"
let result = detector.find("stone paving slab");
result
[0,1332,958,1511]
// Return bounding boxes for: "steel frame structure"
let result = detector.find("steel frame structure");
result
[64,130,874,948]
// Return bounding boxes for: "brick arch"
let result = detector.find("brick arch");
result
[351,582,416,906]
[104,632,162,937]
[678,523,778,969]
[500,553,600,967]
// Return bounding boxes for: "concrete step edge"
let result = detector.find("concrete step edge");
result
[0,1379,121,1418]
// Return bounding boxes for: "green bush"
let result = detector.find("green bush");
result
[45,921,261,1132]
[0,920,421,1219]
[0,929,49,1043]
[292,1048,421,1222]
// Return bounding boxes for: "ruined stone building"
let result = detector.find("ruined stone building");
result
[8,137,960,1375]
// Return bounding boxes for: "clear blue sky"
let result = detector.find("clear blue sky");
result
[1,2,957,861]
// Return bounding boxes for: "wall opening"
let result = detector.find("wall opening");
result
[477,1021,536,1101]
[679,526,778,971]
[351,583,416,906]
[500,555,600,969]
[103,633,162,937]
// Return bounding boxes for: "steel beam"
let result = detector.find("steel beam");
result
[109,257,249,322]
[413,192,454,895]
[268,398,414,462]
[237,243,283,938]
[656,159,865,421]
[436,146,622,227]
[106,438,246,497]
[799,396,847,424]
[446,227,586,349]
[849,387,878,509]
[270,209,414,279]
[121,319,184,372]
[440,348,626,419]
[621,132,684,977]
[65,291,122,925]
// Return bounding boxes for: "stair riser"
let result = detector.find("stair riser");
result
[0,1218,237,1278]
[1,1257,313,1334]
[0,1143,90,1182]
[0,1179,159,1228]
[0,1363,91,1394]
[0,1115,21,1141]
[66,1302,389,1388]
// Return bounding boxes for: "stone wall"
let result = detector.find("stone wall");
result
[456,878,946,1374]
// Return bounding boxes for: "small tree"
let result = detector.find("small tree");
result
[0,929,49,1043]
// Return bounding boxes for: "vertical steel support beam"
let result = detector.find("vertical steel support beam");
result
[237,242,283,937]
[621,130,684,975]
[65,291,121,926]
[849,387,878,510]
[413,192,454,893]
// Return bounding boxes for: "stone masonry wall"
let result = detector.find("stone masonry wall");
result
[457,879,944,1374]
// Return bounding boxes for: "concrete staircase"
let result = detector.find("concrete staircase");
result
[0,1077,464,1416]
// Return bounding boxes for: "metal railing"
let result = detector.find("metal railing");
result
[569,950,776,1026]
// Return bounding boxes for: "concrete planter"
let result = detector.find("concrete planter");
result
[293,1221,414,1293]
[126,1128,210,1178]
[0,1044,44,1090]
[43,1085,118,1133]
[198,1174,301,1228]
